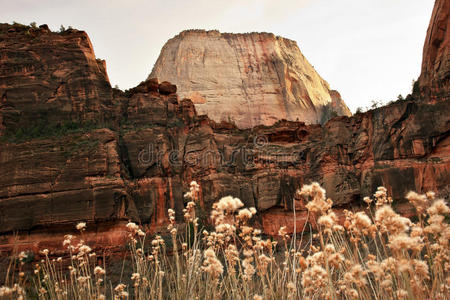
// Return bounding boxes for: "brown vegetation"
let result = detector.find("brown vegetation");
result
[1,182,448,299]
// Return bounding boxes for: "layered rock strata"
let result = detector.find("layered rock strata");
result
[0,3,449,254]
[0,24,115,135]
[417,0,450,101]
[150,30,351,128]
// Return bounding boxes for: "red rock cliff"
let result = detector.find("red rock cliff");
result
[0,7,449,252]
[417,0,450,101]
[0,23,116,136]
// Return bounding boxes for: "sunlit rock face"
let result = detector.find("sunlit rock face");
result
[417,0,450,102]
[150,30,351,128]
[0,0,450,253]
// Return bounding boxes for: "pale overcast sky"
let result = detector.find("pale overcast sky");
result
[1,0,434,112]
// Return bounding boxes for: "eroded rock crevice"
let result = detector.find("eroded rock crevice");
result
[0,0,449,250]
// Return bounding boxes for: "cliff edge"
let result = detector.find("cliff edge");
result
[150,30,351,128]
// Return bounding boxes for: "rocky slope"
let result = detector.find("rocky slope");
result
[1,79,448,249]
[0,0,449,253]
[417,0,449,102]
[0,24,116,136]
[150,30,351,128]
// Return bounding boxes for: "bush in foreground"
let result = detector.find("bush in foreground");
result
[1,182,449,299]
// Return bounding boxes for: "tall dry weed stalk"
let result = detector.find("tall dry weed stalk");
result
[1,181,449,299]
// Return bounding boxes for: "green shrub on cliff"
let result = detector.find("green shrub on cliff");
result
[1,121,109,143]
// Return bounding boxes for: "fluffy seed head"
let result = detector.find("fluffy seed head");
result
[76,222,86,231]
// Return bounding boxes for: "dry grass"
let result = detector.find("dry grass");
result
[1,181,449,299]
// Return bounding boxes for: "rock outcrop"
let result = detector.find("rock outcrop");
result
[417,0,450,101]
[150,30,351,128]
[1,82,448,241]
[0,0,449,254]
[0,23,115,136]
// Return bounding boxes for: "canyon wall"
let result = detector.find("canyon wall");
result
[418,0,450,102]
[150,30,351,128]
[0,0,449,252]
[0,24,117,135]
[1,75,448,244]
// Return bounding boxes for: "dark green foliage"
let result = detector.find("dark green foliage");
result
[370,100,382,109]
[12,21,26,28]
[319,103,340,124]
[1,120,109,143]
[167,119,184,128]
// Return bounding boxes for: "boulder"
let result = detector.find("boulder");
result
[158,81,177,95]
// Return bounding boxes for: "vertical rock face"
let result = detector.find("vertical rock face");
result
[150,30,351,128]
[418,0,450,101]
[0,2,449,253]
[0,23,114,136]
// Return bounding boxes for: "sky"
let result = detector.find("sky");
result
[1,0,435,112]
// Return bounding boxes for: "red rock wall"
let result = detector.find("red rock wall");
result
[0,24,116,136]
[1,89,448,237]
[0,11,449,253]
[418,0,450,101]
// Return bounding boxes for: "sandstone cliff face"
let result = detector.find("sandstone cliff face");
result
[0,8,449,253]
[0,86,448,239]
[0,129,135,233]
[0,23,115,136]
[150,30,351,128]
[418,0,450,101]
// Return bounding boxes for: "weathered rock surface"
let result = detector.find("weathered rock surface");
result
[0,2,449,253]
[0,23,116,136]
[0,129,137,233]
[0,90,448,239]
[417,0,450,101]
[150,30,351,128]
